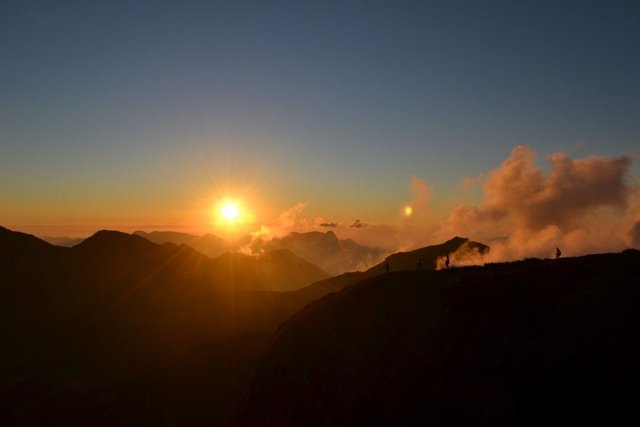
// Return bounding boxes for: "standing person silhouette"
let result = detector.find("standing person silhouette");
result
[555,247,562,259]
[445,255,450,270]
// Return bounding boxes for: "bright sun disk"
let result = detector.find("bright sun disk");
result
[221,203,239,221]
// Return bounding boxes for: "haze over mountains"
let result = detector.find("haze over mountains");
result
[246,230,387,275]
[133,229,388,275]
[133,230,232,259]
[41,229,389,275]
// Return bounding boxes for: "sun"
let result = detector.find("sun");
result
[211,196,256,231]
[221,203,239,221]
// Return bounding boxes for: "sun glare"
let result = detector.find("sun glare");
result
[211,195,257,232]
[221,203,239,221]
[404,205,413,217]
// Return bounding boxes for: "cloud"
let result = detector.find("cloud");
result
[630,221,640,248]
[443,145,635,260]
[239,203,308,255]
[349,219,367,228]
[487,147,630,230]
[318,222,338,228]
[276,203,308,233]
[459,174,484,191]
[405,176,432,215]
[436,241,488,270]
[314,217,338,228]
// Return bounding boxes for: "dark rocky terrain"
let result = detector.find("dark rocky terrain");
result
[240,250,640,426]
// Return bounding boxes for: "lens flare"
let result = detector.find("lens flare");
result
[404,205,413,217]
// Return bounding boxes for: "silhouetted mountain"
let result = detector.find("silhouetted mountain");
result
[0,225,59,259]
[133,230,200,246]
[367,236,488,274]
[0,226,339,425]
[134,230,231,259]
[206,249,329,292]
[239,250,640,426]
[251,230,387,274]
[77,229,158,254]
[134,229,384,271]
[191,233,233,258]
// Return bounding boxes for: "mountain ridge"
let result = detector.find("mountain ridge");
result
[0,225,366,424]
[133,229,387,274]
[239,250,640,426]
[366,236,489,274]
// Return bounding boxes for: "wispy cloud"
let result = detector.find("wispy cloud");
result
[404,176,432,216]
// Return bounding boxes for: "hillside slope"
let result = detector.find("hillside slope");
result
[240,250,640,426]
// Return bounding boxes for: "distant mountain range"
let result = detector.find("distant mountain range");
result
[132,229,388,275]
[133,230,232,259]
[247,230,388,275]
[0,226,334,424]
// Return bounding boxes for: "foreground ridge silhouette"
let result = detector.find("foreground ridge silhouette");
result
[239,249,640,426]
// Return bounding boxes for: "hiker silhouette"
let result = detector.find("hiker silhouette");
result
[445,255,450,269]
[555,247,562,259]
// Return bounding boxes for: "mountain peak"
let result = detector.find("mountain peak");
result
[367,236,488,273]
[75,230,156,254]
[0,226,57,257]
[445,236,469,244]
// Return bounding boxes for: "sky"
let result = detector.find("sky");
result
[1,1,639,255]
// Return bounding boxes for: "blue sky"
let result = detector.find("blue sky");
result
[1,0,639,234]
